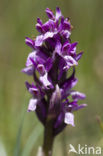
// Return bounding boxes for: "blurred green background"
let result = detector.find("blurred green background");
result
[0,0,103,156]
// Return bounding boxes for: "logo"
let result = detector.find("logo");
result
[68,144,102,155]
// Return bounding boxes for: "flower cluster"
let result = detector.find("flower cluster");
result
[22,7,86,135]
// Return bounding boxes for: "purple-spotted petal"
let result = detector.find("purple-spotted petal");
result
[27,98,38,112]
[64,112,75,126]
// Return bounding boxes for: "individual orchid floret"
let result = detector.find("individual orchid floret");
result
[28,98,38,112]
[40,72,53,89]
[70,91,86,100]
[64,112,75,127]
[25,37,35,49]
[46,8,55,19]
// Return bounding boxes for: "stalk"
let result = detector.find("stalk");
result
[43,119,54,156]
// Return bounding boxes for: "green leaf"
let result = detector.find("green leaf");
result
[21,123,43,156]
[14,115,25,156]
[13,97,27,156]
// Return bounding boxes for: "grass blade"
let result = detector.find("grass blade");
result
[21,123,43,156]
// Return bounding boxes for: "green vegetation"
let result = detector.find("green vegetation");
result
[0,0,103,155]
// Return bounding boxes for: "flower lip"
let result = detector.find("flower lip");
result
[64,112,75,127]
[40,72,53,89]
[27,98,38,112]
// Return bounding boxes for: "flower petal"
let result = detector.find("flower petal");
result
[72,103,87,111]
[26,52,37,67]
[22,66,34,75]
[61,30,71,39]
[36,18,43,33]
[27,98,38,112]
[37,64,45,75]
[69,42,78,54]
[42,19,55,32]
[63,56,78,69]
[62,41,70,54]
[36,23,43,33]
[55,7,62,20]
[75,51,83,61]
[40,72,52,88]
[71,91,86,100]
[43,32,55,40]
[37,18,43,25]
[29,87,39,96]
[63,18,71,30]
[45,8,55,19]
[64,112,75,126]
[25,37,35,49]
[35,35,44,47]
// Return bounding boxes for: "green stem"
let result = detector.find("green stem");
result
[43,119,54,156]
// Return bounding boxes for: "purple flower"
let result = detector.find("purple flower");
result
[22,7,86,136]
[25,37,35,49]
[28,98,38,112]
[64,112,75,127]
